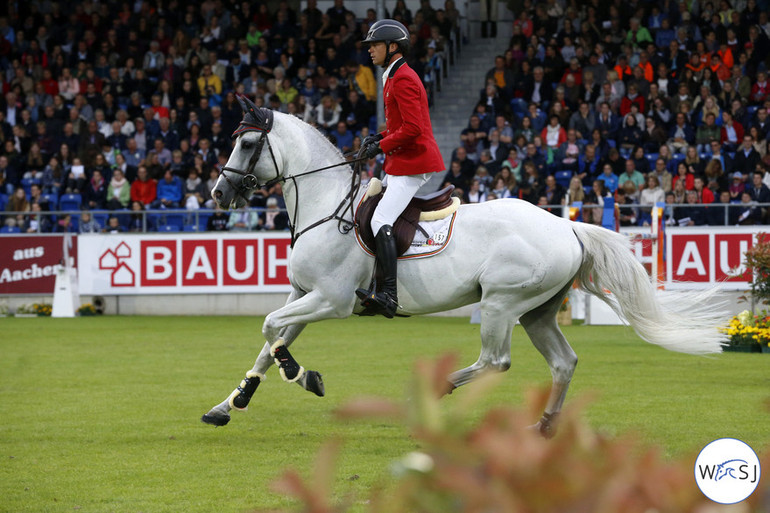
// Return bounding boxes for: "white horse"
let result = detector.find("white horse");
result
[203,99,727,435]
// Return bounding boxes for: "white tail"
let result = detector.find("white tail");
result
[572,223,728,355]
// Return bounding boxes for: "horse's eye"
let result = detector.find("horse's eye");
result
[241,140,253,150]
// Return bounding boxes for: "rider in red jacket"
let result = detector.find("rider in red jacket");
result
[356,19,445,318]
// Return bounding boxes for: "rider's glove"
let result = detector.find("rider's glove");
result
[361,133,383,147]
[361,139,383,159]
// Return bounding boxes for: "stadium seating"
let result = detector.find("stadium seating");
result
[60,194,82,212]
[42,194,58,210]
[20,178,40,197]
[0,193,7,211]
[555,170,573,189]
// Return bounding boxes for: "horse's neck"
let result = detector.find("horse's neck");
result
[277,118,358,235]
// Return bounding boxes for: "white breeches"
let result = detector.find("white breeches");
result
[371,173,432,234]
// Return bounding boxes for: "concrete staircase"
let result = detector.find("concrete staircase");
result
[422,30,511,193]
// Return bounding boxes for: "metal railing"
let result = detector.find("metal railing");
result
[0,208,291,234]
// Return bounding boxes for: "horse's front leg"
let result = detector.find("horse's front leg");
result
[201,288,352,426]
[260,287,353,386]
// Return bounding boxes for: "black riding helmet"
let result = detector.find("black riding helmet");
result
[362,19,410,66]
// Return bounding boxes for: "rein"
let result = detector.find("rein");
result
[220,122,368,247]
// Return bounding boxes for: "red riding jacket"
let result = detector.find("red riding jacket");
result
[379,59,445,176]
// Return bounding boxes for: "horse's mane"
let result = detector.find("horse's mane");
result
[277,112,349,171]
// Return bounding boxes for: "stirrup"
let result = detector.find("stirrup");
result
[357,290,398,318]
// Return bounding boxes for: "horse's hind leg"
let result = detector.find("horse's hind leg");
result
[449,293,515,389]
[519,283,578,438]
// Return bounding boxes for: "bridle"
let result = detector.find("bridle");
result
[219,104,368,247]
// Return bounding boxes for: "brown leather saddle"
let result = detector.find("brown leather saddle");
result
[355,184,457,256]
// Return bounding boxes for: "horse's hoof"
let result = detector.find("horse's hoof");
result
[305,370,325,397]
[201,412,230,426]
[529,413,558,439]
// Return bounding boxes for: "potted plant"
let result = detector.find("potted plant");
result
[78,304,97,316]
[14,304,38,318]
[32,303,52,317]
[744,233,770,309]
[723,310,769,353]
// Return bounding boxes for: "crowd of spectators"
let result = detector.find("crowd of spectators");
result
[0,0,460,233]
[443,0,770,227]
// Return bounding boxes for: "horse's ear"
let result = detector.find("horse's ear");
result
[236,94,249,114]
[234,94,274,133]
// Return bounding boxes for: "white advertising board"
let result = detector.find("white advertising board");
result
[77,233,293,295]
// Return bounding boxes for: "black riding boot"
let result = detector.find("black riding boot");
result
[356,225,399,318]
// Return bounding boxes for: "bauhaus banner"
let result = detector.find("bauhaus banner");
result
[77,233,293,295]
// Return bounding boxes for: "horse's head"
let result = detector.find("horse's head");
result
[212,95,277,209]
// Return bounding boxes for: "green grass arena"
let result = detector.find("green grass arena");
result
[1,315,768,512]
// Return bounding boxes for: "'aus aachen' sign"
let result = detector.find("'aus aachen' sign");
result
[78,233,292,294]
[0,235,77,294]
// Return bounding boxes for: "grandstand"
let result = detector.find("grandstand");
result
[1,0,769,233]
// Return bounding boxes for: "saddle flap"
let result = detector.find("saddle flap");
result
[355,189,418,257]
[355,180,459,258]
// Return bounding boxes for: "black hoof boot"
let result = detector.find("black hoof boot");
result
[229,372,264,410]
[271,339,305,382]
[304,370,325,397]
[201,412,231,426]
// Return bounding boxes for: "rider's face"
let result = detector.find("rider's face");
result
[368,42,389,67]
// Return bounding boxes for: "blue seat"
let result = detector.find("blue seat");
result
[555,170,573,188]
[0,193,7,211]
[92,213,109,227]
[183,224,201,232]
[165,213,185,227]
[195,213,212,230]
[60,194,82,212]
[20,178,40,197]
[0,225,21,233]
[42,194,58,210]
[159,224,182,232]
[644,152,659,165]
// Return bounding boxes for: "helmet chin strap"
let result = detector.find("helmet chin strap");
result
[383,43,400,67]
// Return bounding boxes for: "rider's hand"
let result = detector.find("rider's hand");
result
[361,133,383,148]
[361,140,383,159]
[360,133,384,159]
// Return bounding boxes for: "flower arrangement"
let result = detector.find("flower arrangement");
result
[14,304,37,316]
[78,304,97,316]
[723,310,770,349]
[32,303,52,317]
[0,301,8,316]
